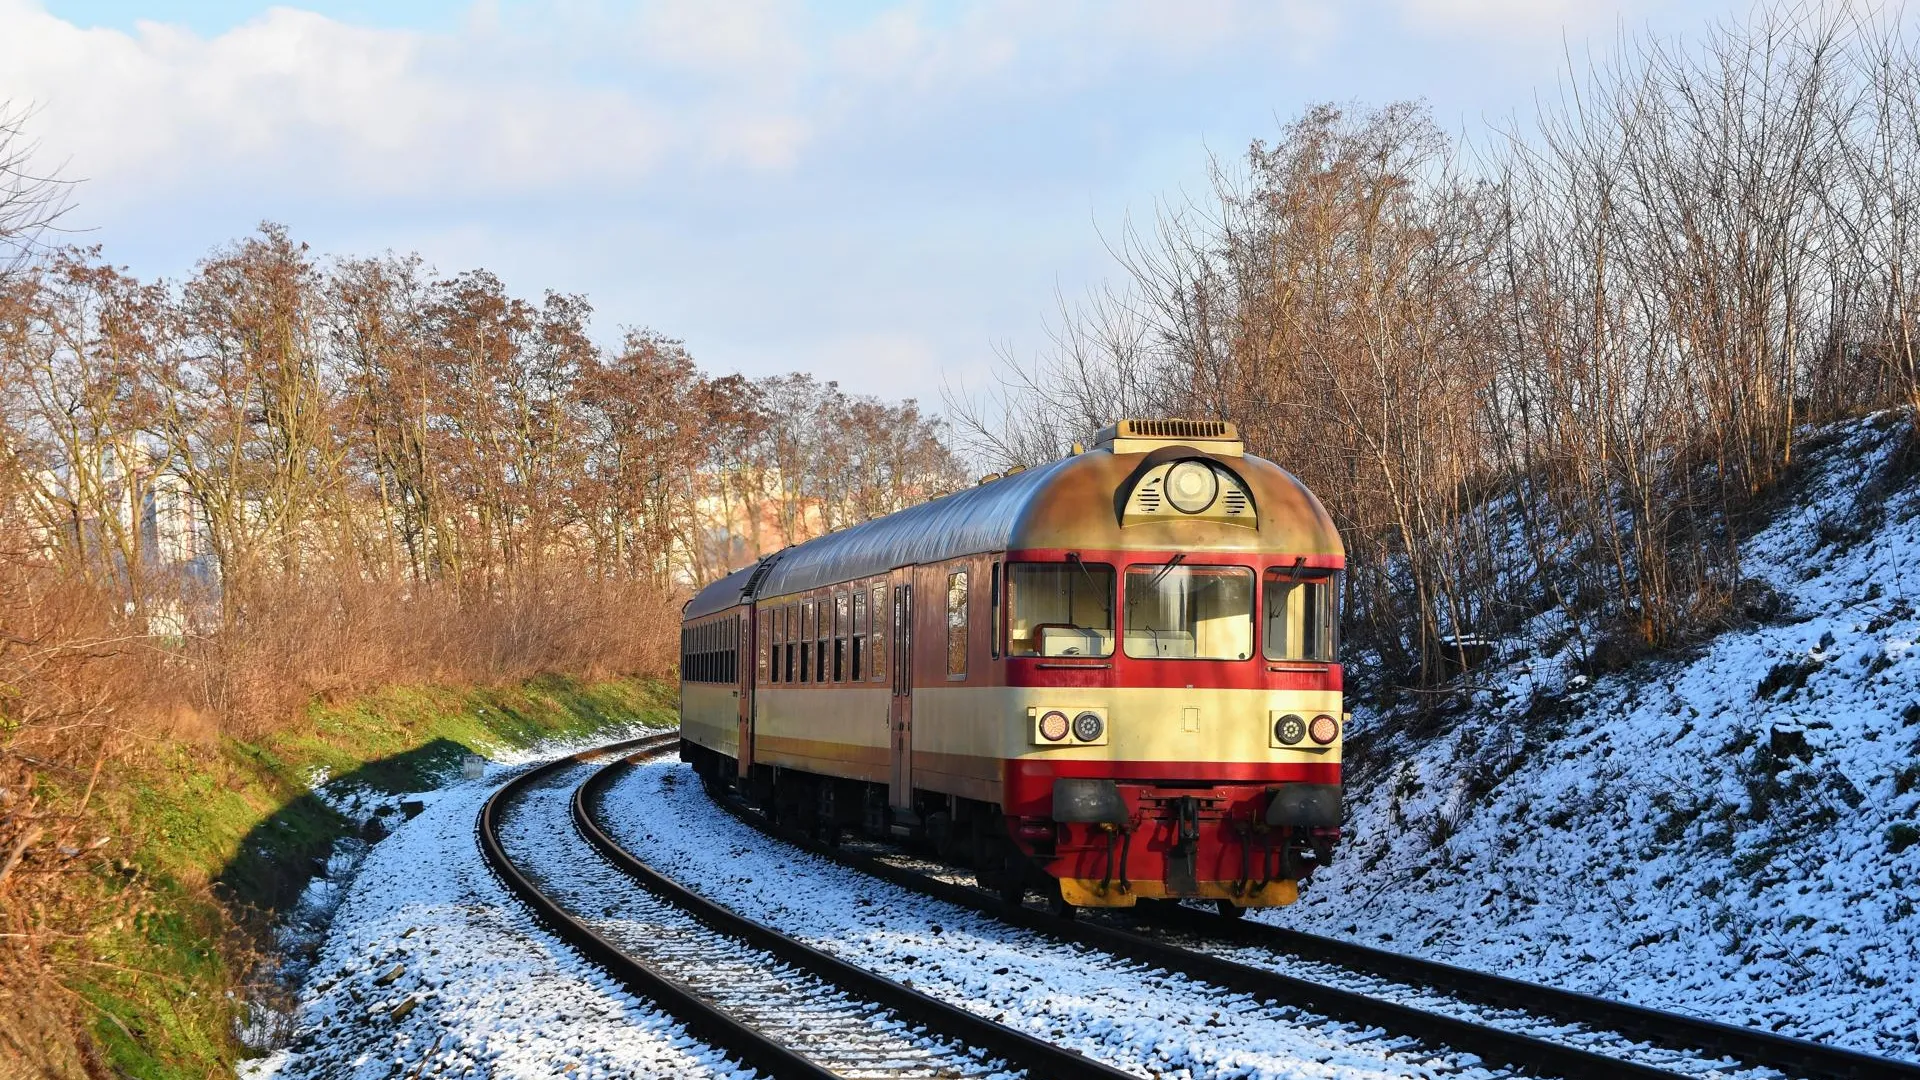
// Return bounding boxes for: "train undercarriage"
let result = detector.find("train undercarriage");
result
[681,740,1339,915]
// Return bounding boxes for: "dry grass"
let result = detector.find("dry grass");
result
[0,552,682,1076]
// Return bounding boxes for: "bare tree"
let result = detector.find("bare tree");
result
[0,103,71,281]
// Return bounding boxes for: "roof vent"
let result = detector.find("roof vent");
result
[1091,418,1243,457]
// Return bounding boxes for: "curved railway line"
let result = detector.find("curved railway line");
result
[476,733,1132,1080]
[667,756,1920,1080]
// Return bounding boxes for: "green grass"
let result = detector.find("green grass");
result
[69,675,675,1080]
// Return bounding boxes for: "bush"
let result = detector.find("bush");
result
[1889,823,1920,855]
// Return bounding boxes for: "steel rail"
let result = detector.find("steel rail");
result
[711,777,1920,1080]
[1144,903,1920,1080]
[576,754,1135,1080]
[707,783,1716,1080]
[476,732,836,1080]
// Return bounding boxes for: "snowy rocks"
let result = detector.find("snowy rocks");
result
[1768,724,1811,762]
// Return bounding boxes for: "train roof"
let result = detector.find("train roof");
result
[683,432,1343,620]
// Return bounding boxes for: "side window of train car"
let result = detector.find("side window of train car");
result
[784,604,797,682]
[815,597,830,683]
[833,592,850,682]
[869,585,887,681]
[851,589,867,681]
[947,570,969,680]
[756,607,771,680]
[800,601,814,682]
[1263,569,1340,662]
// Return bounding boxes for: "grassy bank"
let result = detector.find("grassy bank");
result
[62,676,675,1080]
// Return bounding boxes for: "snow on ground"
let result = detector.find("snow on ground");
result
[244,737,749,1080]
[249,715,671,1039]
[504,763,1020,1079]
[1272,413,1920,1063]
[596,761,1509,1080]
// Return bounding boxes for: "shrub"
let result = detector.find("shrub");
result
[1888,823,1920,855]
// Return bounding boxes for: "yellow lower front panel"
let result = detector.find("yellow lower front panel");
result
[1057,876,1299,909]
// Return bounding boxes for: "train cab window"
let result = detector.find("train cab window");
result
[833,592,850,682]
[869,585,887,681]
[1123,564,1254,660]
[1007,562,1115,657]
[946,571,969,678]
[851,590,867,681]
[798,595,814,680]
[989,562,1001,659]
[1263,569,1340,662]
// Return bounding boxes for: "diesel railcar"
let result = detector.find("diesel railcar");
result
[678,419,1345,912]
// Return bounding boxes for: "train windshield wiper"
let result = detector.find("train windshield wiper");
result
[1144,553,1187,591]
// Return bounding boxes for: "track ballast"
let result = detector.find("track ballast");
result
[478,735,1131,1080]
[689,759,1920,1080]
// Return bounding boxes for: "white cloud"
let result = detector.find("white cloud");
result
[1394,0,1635,41]
[830,0,1339,98]
[0,1,680,203]
[0,0,1345,209]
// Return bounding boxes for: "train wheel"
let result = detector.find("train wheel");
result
[998,872,1027,907]
[1047,888,1077,921]
[1214,899,1246,920]
[926,811,957,862]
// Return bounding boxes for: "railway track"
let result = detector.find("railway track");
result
[677,760,1920,1080]
[476,734,1132,1080]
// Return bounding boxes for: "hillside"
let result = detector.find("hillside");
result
[1271,411,1920,1061]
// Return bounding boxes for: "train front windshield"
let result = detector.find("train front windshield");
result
[1007,562,1116,657]
[1122,564,1254,660]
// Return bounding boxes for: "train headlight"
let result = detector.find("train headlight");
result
[1309,713,1340,745]
[1274,713,1307,745]
[1072,711,1106,743]
[1038,710,1071,742]
[1165,460,1219,514]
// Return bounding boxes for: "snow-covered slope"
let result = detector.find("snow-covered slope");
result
[1272,412,1920,1062]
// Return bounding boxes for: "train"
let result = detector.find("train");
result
[678,418,1346,914]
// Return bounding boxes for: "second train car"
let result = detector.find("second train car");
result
[679,418,1346,913]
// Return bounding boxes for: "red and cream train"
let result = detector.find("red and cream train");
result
[679,419,1346,912]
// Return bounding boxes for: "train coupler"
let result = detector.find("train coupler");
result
[1095,821,1133,896]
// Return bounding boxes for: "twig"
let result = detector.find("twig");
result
[405,1033,446,1080]
[0,824,43,889]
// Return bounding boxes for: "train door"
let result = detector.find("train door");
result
[889,577,914,809]
[737,608,754,778]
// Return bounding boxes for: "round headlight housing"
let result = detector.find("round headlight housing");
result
[1309,713,1340,745]
[1274,713,1307,745]
[1072,711,1105,743]
[1164,460,1219,514]
[1038,710,1070,742]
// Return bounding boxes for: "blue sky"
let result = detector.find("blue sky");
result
[5,0,1732,404]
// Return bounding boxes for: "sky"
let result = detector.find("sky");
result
[0,0,1735,406]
